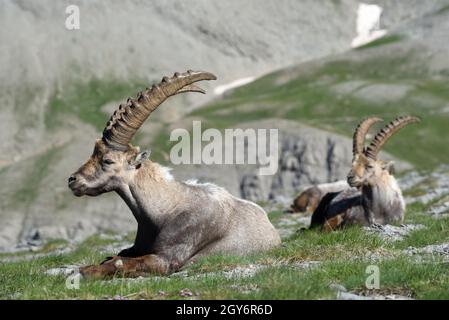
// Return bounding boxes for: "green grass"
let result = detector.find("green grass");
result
[45,78,150,131]
[356,35,404,50]
[394,201,449,250]
[435,4,449,15]
[0,202,447,300]
[36,38,449,172]
[13,147,62,205]
[3,34,449,300]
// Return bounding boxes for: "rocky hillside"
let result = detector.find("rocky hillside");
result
[0,0,361,251]
[169,118,410,205]
[1,0,449,250]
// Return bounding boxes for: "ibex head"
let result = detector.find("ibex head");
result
[347,116,420,188]
[68,70,216,197]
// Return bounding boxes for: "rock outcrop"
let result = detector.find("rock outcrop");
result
[172,119,410,203]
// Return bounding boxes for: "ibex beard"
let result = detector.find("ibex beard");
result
[68,70,281,279]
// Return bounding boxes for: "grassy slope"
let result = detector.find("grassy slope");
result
[2,36,449,299]
[45,79,151,132]
[0,198,448,300]
[189,39,449,170]
[36,36,449,169]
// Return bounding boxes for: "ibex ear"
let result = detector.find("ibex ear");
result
[128,150,151,170]
[382,161,395,175]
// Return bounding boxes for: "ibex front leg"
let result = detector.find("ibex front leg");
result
[80,254,170,279]
[362,185,379,226]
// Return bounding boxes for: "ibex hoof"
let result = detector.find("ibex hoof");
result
[80,259,122,280]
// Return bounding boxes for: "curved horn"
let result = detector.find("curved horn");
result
[102,70,217,150]
[365,115,421,159]
[352,117,383,155]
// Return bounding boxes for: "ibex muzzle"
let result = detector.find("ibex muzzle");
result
[68,70,281,279]
[68,139,139,197]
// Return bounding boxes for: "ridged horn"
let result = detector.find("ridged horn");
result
[102,70,217,150]
[365,116,421,159]
[352,117,383,155]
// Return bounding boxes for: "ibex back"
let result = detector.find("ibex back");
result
[68,70,280,279]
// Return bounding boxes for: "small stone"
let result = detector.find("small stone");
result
[337,291,370,300]
[179,288,193,297]
[329,283,347,292]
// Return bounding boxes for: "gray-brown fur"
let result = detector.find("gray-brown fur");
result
[68,71,280,279]
[290,181,348,214]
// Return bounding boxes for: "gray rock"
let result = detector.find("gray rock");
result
[46,265,79,276]
[337,291,371,300]
[330,283,348,293]
[0,245,76,263]
[363,224,425,242]
[173,119,409,205]
[0,0,361,162]
[403,167,449,205]
[337,291,413,300]
[0,0,363,251]
[0,0,444,250]
[405,243,449,258]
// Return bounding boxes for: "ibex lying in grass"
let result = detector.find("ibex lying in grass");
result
[310,116,420,231]
[290,181,348,214]
[68,70,280,279]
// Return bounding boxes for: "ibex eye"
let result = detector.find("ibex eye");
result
[103,159,115,165]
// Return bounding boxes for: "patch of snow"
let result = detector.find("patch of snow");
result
[351,3,388,48]
[214,77,255,95]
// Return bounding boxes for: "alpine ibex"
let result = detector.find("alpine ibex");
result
[310,116,420,231]
[68,70,281,279]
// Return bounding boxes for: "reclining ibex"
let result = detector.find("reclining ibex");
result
[310,116,420,231]
[68,70,281,279]
[289,181,348,214]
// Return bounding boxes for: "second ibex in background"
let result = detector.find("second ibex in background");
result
[309,116,420,231]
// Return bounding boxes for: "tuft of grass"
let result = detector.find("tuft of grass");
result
[394,202,449,249]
